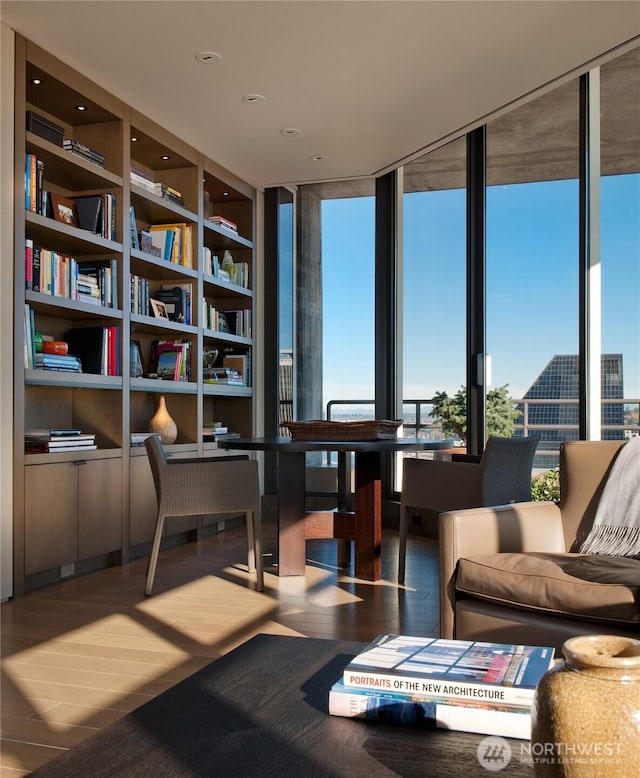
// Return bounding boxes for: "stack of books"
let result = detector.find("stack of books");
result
[130,167,155,194]
[329,634,555,739]
[63,138,105,167]
[154,183,184,207]
[34,352,82,372]
[130,432,155,447]
[25,429,97,454]
[203,366,243,385]
[208,215,238,233]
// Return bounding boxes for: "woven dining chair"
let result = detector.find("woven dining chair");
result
[398,435,539,584]
[144,434,264,595]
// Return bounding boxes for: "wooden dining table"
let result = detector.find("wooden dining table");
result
[218,436,453,581]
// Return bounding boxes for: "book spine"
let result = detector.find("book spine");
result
[25,239,33,290]
[32,245,41,292]
[342,670,535,707]
[328,687,531,740]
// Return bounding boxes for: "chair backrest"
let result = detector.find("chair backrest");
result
[480,436,540,506]
[560,440,626,551]
[145,433,168,502]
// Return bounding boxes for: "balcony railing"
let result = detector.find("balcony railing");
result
[321,397,640,469]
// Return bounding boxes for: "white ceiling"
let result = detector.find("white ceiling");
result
[2,1,639,191]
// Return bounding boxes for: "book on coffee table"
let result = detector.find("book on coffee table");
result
[341,634,555,707]
[329,679,532,739]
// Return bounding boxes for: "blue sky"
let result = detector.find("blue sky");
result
[321,173,639,406]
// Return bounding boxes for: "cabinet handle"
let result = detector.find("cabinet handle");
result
[73,460,88,466]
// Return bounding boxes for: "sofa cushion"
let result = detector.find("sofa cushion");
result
[456,552,640,625]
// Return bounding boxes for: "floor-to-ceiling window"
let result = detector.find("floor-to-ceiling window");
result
[281,43,639,505]
[402,138,467,444]
[321,195,376,423]
[600,47,640,441]
[486,81,581,469]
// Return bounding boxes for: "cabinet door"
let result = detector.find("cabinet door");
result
[129,454,158,546]
[25,463,77,575]
[78,458,123,560]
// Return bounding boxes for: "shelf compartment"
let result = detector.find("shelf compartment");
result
[202,394,253,439]
[26,132,123,191]
[203,220,253,250]
[130,186,198,226]
[24,384,123,449]
[130,391,197,445]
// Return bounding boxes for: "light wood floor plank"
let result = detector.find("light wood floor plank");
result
[1,527,439,775]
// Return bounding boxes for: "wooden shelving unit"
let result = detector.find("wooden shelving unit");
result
[12,37,257,595]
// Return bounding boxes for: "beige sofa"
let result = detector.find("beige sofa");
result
[439,440,640,652]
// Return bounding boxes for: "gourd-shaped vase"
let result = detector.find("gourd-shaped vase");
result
[531,634,640,778]
[148,394,177,444]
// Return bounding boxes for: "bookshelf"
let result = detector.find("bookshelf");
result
[13,37,257,595]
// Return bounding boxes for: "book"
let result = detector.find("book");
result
[341,634,555,707]
[328,679,532,739]
[156,348,182,380]
[25,428,84,437]
[148,226,175,262]
[130,205,140,250]
[47,438,96,448]
[48,444,98,453]
[130,432,154,446]
[65,326,107,374]
[72,195,103,234]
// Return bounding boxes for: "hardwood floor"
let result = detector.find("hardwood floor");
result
[1,525,440,777]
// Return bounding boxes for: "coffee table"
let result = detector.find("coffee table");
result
[218,436,453,580]
[30,634,533,777]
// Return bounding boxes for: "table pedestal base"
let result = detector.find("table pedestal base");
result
[277,450,382,581]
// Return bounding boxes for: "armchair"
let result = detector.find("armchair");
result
[398,435,539,583]
[144,434,264,596]
[439,440,640,652]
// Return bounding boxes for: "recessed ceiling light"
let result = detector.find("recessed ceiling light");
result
[223,191,230,196]
[281,128,302,136]
[75,105,87,111]
[131,136,139,142]
[310,155,328,161]
[242,94,265,104]
[160,155,170,160]
[31,78,43,85]
[196,51,222,64]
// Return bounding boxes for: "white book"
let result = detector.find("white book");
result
[342,634,555,707]
[329,680,531,739]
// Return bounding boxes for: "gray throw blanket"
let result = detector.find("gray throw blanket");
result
[580,435,640,558]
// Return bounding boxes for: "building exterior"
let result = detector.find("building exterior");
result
[519,353,625,465]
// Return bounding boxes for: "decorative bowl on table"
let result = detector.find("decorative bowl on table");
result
[283,420,402,441]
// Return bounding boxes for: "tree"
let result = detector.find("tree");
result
[430,384,519,442]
